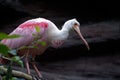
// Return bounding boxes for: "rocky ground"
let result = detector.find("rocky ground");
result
[0,0,120,80]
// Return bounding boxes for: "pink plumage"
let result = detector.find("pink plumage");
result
[1,19,48,49]
[19,21,48,28]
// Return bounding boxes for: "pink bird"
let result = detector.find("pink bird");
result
[1,18,90,78]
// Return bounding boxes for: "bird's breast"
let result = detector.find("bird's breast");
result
[51,40,64,48]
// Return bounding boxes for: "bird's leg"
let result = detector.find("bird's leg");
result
[25,50,30,75]
[31,57,42,78]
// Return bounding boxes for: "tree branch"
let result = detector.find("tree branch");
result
[0,66,32,80]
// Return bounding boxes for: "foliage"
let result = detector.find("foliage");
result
[35,25,41,33]
[0,43,10,57]
[0,32,20,40]
[0,33,23,80]
[0,26,46,79]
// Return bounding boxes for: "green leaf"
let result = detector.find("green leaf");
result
[11,56,24,68]
[7,34,21,39]
[35,25,41,33]
[11,56,20,62]
[17,60,24,68]
[8,49,17,55]
[38,41,46,46]
[0,43,10,56]
[0,32,20,40]
[0,32,8,40]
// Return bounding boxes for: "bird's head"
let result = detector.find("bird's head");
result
[64,18,90,50]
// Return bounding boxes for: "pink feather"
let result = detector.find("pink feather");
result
[1,20,48,49]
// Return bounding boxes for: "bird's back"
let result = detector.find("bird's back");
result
[1,18,49,49]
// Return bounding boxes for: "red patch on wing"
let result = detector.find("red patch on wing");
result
[19,21,48,28]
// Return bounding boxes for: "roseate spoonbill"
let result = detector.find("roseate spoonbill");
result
[1,18,90,78]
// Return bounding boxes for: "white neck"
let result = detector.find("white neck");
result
[47,23,71,42]
[60,23,71,38]
[47,19,76,42]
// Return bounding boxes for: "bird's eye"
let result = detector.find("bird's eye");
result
[74,23,78,26]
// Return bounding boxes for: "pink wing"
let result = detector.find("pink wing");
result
[1,20,48,49]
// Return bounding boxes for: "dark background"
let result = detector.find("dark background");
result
[0,0,120,80]
[0,0,120,24]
